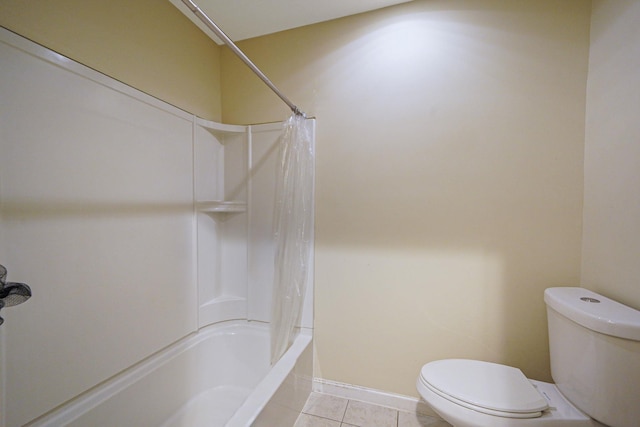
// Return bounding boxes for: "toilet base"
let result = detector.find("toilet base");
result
[418,379,606,427]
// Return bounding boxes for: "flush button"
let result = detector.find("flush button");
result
[580,297,600,303]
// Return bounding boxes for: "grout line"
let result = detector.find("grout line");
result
[304,391,440,427]
[303,412,343,424]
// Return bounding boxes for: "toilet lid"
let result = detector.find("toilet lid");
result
[419,359,548,418]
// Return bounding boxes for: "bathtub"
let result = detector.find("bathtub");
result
[28,321,313,427]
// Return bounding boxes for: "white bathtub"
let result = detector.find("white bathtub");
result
[28,321,313,427]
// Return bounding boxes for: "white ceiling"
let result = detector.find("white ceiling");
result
[170,0,414,43]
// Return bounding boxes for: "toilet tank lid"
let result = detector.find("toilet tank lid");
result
[544,287,640,341]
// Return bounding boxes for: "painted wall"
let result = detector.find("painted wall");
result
[582,1,640,309]
[0,0,601,403]
[0,0,222,120]
[222,0,590,396]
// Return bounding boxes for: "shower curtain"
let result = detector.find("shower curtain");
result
[270,114,314,364]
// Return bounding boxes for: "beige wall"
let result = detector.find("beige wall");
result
[0,0,222,120]
[223,0,590,396]
[582,1,640,309]
[1,0,601,401]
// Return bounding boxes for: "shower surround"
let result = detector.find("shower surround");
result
[0,27,314,427]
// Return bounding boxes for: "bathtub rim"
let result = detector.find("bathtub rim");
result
[226,327,312,426]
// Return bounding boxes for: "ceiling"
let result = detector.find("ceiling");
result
[170,0,414,43]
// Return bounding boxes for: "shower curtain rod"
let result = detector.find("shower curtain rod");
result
[180,0,306,117]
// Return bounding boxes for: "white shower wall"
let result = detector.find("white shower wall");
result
[0,28,313,427]
[195,119,314,328]
[0,29,197,427]
[195,122,249,326]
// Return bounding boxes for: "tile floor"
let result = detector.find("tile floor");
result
[294,392,452,427]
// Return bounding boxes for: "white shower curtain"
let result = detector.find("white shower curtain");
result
[270,114,314,364]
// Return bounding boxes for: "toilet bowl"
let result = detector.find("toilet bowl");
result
[417,359,603,427]
[416,287,640,427]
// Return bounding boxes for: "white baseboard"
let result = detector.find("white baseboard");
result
[312,378,441,419]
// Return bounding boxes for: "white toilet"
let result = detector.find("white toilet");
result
[417,287,640,427]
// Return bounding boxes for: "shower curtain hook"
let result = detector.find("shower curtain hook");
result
[293,106,306,118]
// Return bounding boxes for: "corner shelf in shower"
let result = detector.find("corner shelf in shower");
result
[197,200,247,214]
[196,118,247,140]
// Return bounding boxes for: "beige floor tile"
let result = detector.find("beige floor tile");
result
[295,413,342,427]
[342,400,398,427]
[398,410,452,427]
[302,392,349,421]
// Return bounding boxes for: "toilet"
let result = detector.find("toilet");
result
[416,287,640,427]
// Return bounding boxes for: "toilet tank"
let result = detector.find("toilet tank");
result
[544,287,640,427]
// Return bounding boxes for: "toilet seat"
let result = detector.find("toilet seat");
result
[419,359,549,419]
